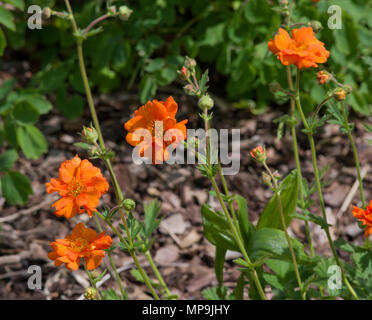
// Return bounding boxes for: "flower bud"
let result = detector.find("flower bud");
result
[250,146,266,163]
[316,70,330,85]
[198,94,214,110]
[178,66,189,80]
[269,81,281,93]
[309,21,322,32]
[183,84,194,96]
[333,88,347,101]
[42,7,52,19]
[262,172,272,187]
[85,287,97,300]
[184,56,196,69]
[279,0,288,6]
[122,198,136,211]
[82,126,98,144]
[108,6,117,15]
[118,6,133,21]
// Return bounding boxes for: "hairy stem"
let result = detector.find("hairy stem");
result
[286,66,314,256]
[263,162,305,300]
[294,69,358,300]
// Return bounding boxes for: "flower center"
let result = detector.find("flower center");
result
[70,237,88,252]
[291,42,308,52]
[68,178,84,197]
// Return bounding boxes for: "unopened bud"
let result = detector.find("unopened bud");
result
[122,198,136,211]
[269,81,281,93]
[42,7,52,19]
[250,146,266,163]
[333,88,347,101]
[183,84,194,96]
[108,6,117,15]
[316,70,330,85]
[309,21,322,32]
[184,56,196,69]
[262,172,272,187]
[118,6,133,21]
[280,0,288,6]
[178,66,189,80]
[85,287,97,300]
[198,94,214,110]
[82,126,98,144]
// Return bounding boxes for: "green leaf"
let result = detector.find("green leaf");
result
[0,27,6,56]
[17,125,47,159]
[4,118,18,148]
[257,170,298,230]
[0,6,15,31]
[17,93,52,115]
[201,204,238,251]
[139,75,157,104]
[0,149,17,172]
[143,199,162,237]
[1,171,32,205]
[4,0,25,10]
[214,246,227,287]
[249,228,311,264]
[0,78,15,100]
[202,286,229,300]
[3,0,24,10]
[234,195,255,246]
[13,100,39,124]
[101,289,121,300]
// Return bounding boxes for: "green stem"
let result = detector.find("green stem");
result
[340,102,366,208]
[286,66,315,256]
[263,162,305,300]
[294,69,359,300]
[340,101,370,248]
[144,250,173,299]
[94,214,128,299]
[64,0,165,300]
[84,264,102,300]
[209,176,267,300]
[95,212,160,300]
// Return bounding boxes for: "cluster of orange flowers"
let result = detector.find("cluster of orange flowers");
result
[46,156,112,270]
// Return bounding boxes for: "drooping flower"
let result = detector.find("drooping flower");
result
[250,146,266,162]
[352,201,372,238]
[268,27,330,69]
[48,223,112,270]
[46,155,109,219]
[316,70,330,84]
[333,88,347,101]
[124,96,188,164]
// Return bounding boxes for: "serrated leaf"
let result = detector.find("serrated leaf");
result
[17,124,47,159]
[201,204,238,251]
[1,171,32,205]
[13,100,39,124]
[257,170,298,230]
[0,6,15,31]
[0,149,17,172]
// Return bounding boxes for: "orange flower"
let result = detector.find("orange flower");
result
[46,155,109,219]
[268,27,330,69]
[124,96,188,164]
[352,201,372,238]
[48,223,112,270]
